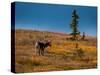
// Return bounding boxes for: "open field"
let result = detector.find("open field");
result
[15,29,97,73]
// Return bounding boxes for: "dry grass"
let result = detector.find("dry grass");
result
[15,29,97,73]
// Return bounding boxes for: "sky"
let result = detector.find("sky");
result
[15,2,97,36]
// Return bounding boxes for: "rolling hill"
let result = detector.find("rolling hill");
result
[15,29,97,73]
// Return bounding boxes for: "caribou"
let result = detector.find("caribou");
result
[35,40,51,56]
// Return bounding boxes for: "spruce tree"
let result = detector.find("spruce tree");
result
[82,32,85,40]
[70,9,80,40]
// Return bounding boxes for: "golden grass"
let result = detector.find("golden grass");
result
[15,29,97,73]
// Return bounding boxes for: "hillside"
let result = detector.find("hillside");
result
[15,29,97,73]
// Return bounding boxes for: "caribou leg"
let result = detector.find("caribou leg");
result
[41,48,44,56]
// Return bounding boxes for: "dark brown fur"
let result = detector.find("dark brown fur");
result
[35,40,51,56]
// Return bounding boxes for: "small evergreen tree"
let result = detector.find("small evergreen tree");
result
[81,32,85,40]
[70,9,80,40]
